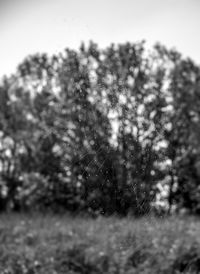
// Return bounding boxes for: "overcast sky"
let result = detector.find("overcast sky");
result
[0,0,200,78]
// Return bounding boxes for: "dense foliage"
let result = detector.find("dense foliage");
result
[0,41,200,215]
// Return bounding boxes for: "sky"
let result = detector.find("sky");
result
[0,0,200,78]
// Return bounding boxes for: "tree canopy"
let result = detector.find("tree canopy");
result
[0,41,199,215]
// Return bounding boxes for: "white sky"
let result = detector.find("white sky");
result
[0,0,200,78]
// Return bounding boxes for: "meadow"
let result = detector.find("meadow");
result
[0,213,200,274]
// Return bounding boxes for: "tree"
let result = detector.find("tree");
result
[1,41,200,215]
[168,58,200,213]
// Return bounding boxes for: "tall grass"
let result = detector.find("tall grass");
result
[0,213,200,273]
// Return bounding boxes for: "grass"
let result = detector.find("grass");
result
[0,213,200,273]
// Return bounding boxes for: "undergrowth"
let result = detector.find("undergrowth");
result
[0,213,200,273]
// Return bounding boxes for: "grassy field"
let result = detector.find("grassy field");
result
[0,213,200,274]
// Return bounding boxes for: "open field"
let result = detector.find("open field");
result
[0,213,200,273]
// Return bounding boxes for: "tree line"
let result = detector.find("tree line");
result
[0,41,200,215]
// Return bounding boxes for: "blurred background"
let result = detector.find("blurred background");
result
[0,0,200,216]
[1,1,200,273]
